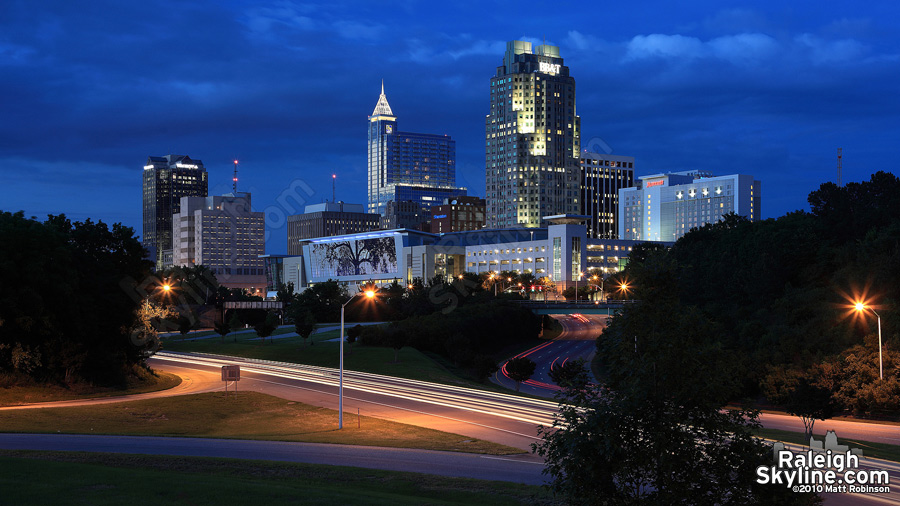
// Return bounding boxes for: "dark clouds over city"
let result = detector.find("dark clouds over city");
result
[1,1,897,253]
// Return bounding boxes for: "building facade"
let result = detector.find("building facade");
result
[289,216,662,296]
[367,83,463,217]
[580,152,634,239]
[286,202,380,255]
[142,154,208,268]
[172,192,266,291]
[619,172,761,242]
[430,196,486,234]
[486,40,581,229]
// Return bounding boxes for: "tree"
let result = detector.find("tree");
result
[254,312,279,343]
[227,312,243,341]
[0,212,152,384]
[471,354,499,383]
[294,311,316,346]
[214,320,230,343]
[275,282,296,306]
[533,263,819,505]
[548,358,588,390]
[346,324,363,354]
[505,356,536,392]
[763,365,838,440]
[176,312,196,337]
[385,326,408,363]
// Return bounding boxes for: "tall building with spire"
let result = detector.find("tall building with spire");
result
[485,40,581,229]
[367,83,465,221]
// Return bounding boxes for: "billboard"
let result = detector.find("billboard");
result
[308,236,398,279]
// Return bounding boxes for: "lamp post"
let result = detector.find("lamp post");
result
[339,288,375,429]
[855,302,884,381]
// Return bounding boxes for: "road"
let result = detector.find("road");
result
[492,313,605,396]
[1,324,897,503]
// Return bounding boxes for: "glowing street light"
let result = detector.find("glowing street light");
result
[339,288,376,428]
[854,302,884,381]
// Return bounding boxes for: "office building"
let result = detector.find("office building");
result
[485,40,581,229]
[580,152,634,239]
[619,172,761,242]
[286,202,380,255]
[430,196,485,234]
[172,192,266,291]
[142,154,208,268]
[367,83,464,217]
[380,199,432,231]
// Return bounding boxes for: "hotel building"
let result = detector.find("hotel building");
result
[619,172,761,242]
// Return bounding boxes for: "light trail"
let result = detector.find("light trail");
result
[155,352,558,427]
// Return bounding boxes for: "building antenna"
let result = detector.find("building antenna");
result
[233,159,239,193]
[332,174,336,202]
[837,148,842,187]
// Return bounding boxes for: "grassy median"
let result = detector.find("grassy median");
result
[164,328,494,388]
[0,451,556,506]
[0,391,523,455]
[0,372,182,407]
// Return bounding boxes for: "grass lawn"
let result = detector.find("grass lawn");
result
[0,391,523,455]
[164,327,502,389]
[0,451,557,506]
[0,372,182,407]
[754,428,900,463]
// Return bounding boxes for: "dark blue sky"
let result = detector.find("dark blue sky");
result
[2,1,898,253]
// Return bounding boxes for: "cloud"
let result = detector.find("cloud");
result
[708,33,779,64]
[625,34,706,60]
[0,41,35,64]
[794,33,868,64]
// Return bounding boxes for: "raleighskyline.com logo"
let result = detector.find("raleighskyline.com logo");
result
[756,431,891,495]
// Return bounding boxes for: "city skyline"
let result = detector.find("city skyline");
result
[2,1,898,254]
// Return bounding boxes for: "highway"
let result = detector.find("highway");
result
[493,313,606,396]
[1,317,897,503]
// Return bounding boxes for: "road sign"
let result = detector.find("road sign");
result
[221,365,240,381]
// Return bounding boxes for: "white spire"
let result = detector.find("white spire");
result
[372,80,394,117]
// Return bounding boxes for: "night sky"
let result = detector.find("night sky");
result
[2,1,898,254]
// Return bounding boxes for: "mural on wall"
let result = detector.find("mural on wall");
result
[309,236,397,278]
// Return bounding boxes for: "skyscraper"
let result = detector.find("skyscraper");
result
[580,152,634,239]
[367,83,464,218]
[486,40,581,229]
[142,155,208,268]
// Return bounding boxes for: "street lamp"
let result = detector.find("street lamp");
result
[619,282,630,300]
[575,272,584,304]
[854,302,884,381]
[489,272,497,296]
[339,288,375,429]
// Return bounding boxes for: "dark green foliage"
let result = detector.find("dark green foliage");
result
[176,314,195,336]
[505,356,536,392]
[548,358,588,390]
[214,321,230,343]
[0,211,149,384]
[291,280,347,323]
[254,312,279,343]
[227,312,242,332]
[763,365,838,439]
[534,270,821,505]
[471,354,499,383]
[346,324,363,344]
[384,325,408,363]
[606,173,900,417]
[293,311,316,346]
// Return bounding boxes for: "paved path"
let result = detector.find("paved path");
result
[0,433,546,485]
